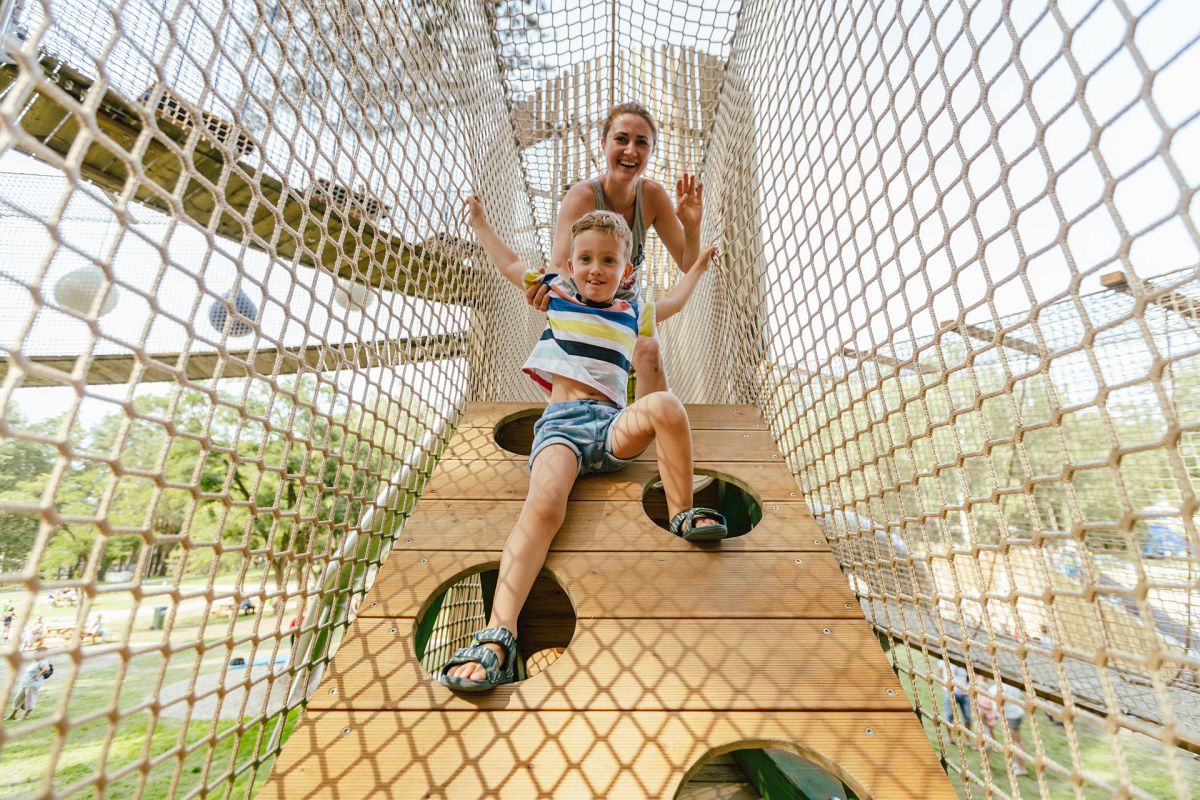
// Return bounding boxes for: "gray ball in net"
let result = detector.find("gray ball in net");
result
[208,289,258,338]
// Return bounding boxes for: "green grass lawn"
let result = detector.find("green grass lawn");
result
[1,593,305,800]
[890,646,1200,800]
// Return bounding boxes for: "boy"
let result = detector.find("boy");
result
[438,197,726,692]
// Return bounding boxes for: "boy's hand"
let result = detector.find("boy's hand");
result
[675,173,704,232]
[692,245,718,273]
[464,195,487,228]
[525,279,551,311]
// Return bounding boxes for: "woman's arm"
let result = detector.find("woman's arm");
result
[524,182,597,310]
[549,183,597,272]
[655,246,717,322]
[646,174,703,273]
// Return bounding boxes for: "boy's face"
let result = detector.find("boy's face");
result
[568,230,633,304]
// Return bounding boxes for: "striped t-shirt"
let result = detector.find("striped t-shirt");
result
[522,270,656,406]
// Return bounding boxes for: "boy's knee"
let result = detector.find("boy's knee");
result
[525,489,568,529]
[632,337,662,372]
[641,390,686,423]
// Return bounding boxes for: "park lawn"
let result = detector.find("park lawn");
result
[890,646,1200,800]
[0,608,304,800]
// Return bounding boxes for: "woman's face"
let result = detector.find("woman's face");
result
[602,113,655,181]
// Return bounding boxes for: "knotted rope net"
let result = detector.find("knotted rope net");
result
[0,0,1197,797]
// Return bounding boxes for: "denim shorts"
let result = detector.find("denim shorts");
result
[529,399,634,475]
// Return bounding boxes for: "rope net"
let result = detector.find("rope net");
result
[0,0,1196,797]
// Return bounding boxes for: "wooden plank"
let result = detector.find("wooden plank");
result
[444,426,782,462]
[310,618,908,712]
[361,551,859,620]
[938,320,1042,357]
[0,58,482,303]
[678,785,762,800]
[423,459,803,502]
[261,710,957,800]
[1102,270,1200,322]
[839,347,939,375]
[679,751,762,800]
[1,332,465,387]
[458,402,769,430]
[393,499,826,552]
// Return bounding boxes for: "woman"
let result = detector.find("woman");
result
[528,101,706,401]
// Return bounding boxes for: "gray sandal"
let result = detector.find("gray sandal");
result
[670,507,729,541]
[437,626,519,692]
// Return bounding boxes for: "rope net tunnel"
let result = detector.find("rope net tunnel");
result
[0,0,1196,797]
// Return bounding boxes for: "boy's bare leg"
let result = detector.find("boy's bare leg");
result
[610,391,720,530]
[631,337,668,401]
[443,444,577,682]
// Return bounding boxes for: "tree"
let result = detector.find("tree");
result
[0,411,62,575]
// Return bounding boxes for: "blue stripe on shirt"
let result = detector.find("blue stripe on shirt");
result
[546,296,640,336]
[540,329,632,372]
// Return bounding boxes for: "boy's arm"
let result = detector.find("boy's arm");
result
[465,196,526,288]
[655,246,717,322]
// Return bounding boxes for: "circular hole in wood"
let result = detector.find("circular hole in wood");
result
[492,408,542,456]
[642,469,763,538]
[414,564,576,684]
[676,746,859,800]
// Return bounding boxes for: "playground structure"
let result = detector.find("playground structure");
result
[0,0,1197,798]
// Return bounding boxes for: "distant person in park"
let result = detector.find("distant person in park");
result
[989,681,1028,777]
[436,198,725,692]
[526,101,705,404]
[940,660,973,728]
[21,615,46,650]
[1,604,14,641]
[7,648,52,721]
[85,614,109,643]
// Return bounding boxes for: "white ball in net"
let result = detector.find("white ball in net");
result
[54,267,119,317]
[333,279,376,312]
[208,289,258,338]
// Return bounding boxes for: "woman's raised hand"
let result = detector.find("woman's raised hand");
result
[675,173,704,232]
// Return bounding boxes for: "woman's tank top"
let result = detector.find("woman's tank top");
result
[591,177,645,298]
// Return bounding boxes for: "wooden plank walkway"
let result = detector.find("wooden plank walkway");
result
[264,404,955,799]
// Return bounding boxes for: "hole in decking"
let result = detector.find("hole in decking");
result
[642,469,763,538]
[493,408,541,455]
[414,565,575,683]
[677,746,861,799]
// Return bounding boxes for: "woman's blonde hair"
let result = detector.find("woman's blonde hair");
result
[571,210,633,263]
[600,102,658,148]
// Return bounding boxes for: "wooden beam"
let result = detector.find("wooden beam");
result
[938,320,1043,356]
[1,332,466,387]
[839,347,939,375]
[1101,271,1200,322]
[0,58,485,303]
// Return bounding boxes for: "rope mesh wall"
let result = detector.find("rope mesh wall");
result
[0,0,1196,799]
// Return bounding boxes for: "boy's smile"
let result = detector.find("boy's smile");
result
[568,230,633,304]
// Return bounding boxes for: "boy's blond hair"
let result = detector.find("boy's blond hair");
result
[571,210,633,264]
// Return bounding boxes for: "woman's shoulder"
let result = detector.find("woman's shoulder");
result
[639,178,672,215]
[557,180,599,217]
[564,179,598,201]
